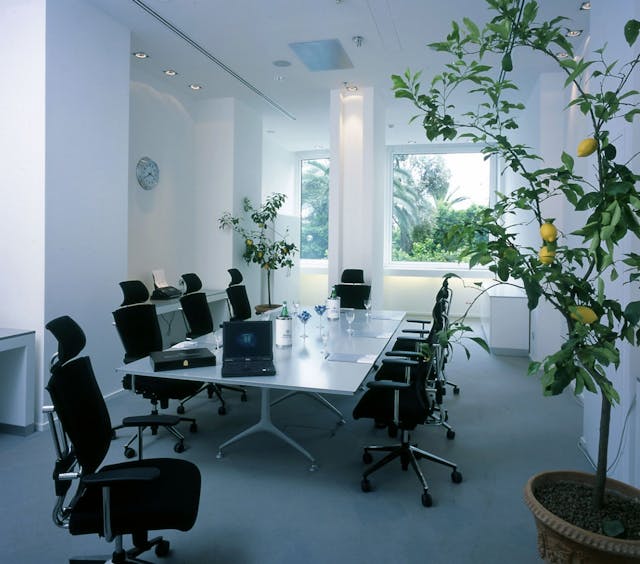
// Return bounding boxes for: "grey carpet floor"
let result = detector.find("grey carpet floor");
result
[0,329,591,563]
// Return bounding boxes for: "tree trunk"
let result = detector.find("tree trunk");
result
[267,270,272,305]
[592,393,611,510]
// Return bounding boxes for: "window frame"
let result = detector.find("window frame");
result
[384,143,498,277]
[297,150,330,271]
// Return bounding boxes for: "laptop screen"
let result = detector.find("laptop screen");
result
[222,320,273,362]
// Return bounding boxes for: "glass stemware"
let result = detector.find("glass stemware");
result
[344,308,356,335]
[314,304,327,328]
[364,298,372,318]
[213,329,223,351]
[297,310,311,338]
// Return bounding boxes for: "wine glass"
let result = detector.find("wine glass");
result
[344,308,356,335]
[320,327,329,356]
[314,304,327,328]
[292,300,300,316]
[364,298,372,318]
[297,310,311,338]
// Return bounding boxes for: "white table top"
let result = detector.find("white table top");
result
[117,310,405,396]
[151,287,228,316]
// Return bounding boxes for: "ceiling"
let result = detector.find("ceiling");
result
[86,0,590,152]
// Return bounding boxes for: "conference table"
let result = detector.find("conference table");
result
[117,309,405,470]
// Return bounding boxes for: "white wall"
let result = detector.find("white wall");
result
[0,0,46,427]
[44,0,130,399]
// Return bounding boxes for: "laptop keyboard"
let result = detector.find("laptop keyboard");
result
[221,361,276,377]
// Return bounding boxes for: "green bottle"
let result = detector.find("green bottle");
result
[330,286,337,299]
[281,301,289,318]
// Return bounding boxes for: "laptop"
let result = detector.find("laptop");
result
[221,320,276,377]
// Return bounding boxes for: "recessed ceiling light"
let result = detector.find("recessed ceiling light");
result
[274,75,286,81]
[388,124,395,129]
[273,60,292,67]
[189,84,203,90]
[266,129,276,134]
[343,82,358,92]
[163,69,178,76]
[566,29,583,37]
[557,52,569,59]
[407,140,416,144]
[580,1,591,10]
[133,51,149,59]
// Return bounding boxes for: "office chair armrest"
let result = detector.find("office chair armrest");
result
[385,350,424,360]
[405,318,431,325]
[122,414,182,427]
[381,358,419,368]
[366,380,411,391]
[82,466,160,487]
[401,329,430,335]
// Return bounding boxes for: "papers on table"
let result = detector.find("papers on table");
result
[327,353,378,364]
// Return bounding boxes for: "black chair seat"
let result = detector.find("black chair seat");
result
[70,457,200,536]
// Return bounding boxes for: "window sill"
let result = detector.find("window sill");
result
[384,262,492,279]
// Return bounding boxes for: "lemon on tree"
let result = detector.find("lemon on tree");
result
[570,305,599,324]
[540,221,558,243]
[577,137,597,157]
[538,246,555,265]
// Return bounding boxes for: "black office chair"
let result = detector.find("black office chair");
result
[112,302,201,455]
[341,268,365,283]
[179,272,203,294]
[180,291,247,405]
[44,316,200,563]
[226,268,252,321]
[334,283,372,309]
[353,355,462,507]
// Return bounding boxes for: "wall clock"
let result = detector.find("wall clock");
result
[136,156,160,190]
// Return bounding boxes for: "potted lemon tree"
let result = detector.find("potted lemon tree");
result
[392,0,640,560]
[219,192,297,310]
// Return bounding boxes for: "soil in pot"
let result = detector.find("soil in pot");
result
[535,481,640,540]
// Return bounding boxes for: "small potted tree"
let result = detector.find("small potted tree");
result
[392,0,640,560]
[219,192,297,311]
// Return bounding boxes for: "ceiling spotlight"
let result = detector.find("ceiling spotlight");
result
[580,1,591,10]
[352,35,363,48]
[133,51,149,59]
[556,52,569,59]
[407,140,416,144]
[189,84,203,90]
[273,60,292,67]
[274,75,286,81]
[566,29,583,37]
[343,82,358,92]
[163,69,178,76]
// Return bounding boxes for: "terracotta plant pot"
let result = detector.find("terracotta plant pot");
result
[524,470,640,563]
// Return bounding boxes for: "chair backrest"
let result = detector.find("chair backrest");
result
[341,269,365,283]
[180,272,202,294]
[118,280,150,306]
[45,315,87,366]
[46,354,112,475]
[226,284,252,321]
[180,292,214,338]
[227,268,244,286]
[112,303,163,363]
[334,283,371,309]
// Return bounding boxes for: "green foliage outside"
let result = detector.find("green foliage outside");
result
[392,0,640,511]
[300,159,329,259]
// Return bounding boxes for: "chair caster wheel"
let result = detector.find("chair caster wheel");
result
[177,405,185,415]
[446,429,456,440]
[155,539,170,557]
[241,392,248,402]
[361,478,372,493]
[453,386,460,395]
[218,405,227,415]
[362,451,373,464]
[124,447,136,459]
[190,422,198,433]
[451,470,463,483]
[174,442,185,453]
[421,491,433,507]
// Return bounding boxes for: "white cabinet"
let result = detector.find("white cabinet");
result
[480,285,530,356]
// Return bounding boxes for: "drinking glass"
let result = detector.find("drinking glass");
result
[345,308,356,335]
[364,298,372,318]
[320,328,329,356]
[214,329,223,351]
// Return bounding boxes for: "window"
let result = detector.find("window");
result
[300,157,330,260]
[388,146,493,267]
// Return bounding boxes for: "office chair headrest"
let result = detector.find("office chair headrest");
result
[341,269,365,283]
[180,272,203,294]
[228,268,244,286]
[46,315,86,365]
[118,280,150,306]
